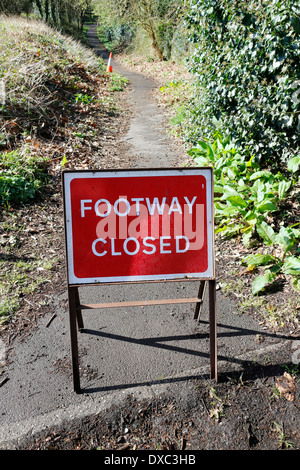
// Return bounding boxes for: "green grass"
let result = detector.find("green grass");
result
[0,252,55,324]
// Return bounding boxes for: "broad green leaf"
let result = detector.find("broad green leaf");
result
[222,205,240,215]
[187,148,205,158]
[193,141,215,160]
[227,195,247,208]
[278,180,291,200]
[216,138,224,152]
[287,155,300,173]
[249,170,272,181]
[187,148,202,156]
[269,263,282,274]
[214,185,224,194]
[256,200,277,213]
[214,200,226,210]
[242,229,253,247]
[276,226,295,251]
[251,180,267,203]
[237,178,247,189]
[216,223,243,236]
[256,221,277,245]
[221,185,240,199]
[243,210,257,224]
[282,256,300,276]
[194,156,209,166]
[245,217,257,227]
[214,156,225,170]
[215,225,229,234]
[252,271,276,295]
[227,167,236,179]
[292,277,300,291]
[292,227,300,237]
[243,253,276,266]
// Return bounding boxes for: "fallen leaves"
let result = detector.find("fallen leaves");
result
[275,372,296,401]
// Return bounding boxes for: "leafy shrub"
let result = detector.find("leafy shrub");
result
[0,149,48,205]
[242,227,300,294]
[188,133,300,294]
[185,0,300,167]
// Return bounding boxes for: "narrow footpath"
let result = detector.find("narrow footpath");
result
[86,24,181,168]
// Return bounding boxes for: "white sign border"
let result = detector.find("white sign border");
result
[63,168,215,285]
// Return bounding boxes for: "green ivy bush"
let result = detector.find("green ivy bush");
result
[185,0,300,167]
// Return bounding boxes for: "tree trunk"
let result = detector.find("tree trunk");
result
[148,27,164,60]
[45,0,49,22]
[50,0,58,27]
[35,0,44,18]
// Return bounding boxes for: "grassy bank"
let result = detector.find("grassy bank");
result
[0,16,124,327]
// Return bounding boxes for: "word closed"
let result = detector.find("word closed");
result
[63,169,214,284]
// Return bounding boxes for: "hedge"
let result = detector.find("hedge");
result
[185,0,300,167]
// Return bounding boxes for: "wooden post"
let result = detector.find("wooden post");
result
[209,279,217,381]
[194,280,206,321]
[74,286,84,330]
[68,286,81,393]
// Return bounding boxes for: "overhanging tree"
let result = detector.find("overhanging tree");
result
[92,0,184,60]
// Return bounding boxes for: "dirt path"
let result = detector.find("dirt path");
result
[0,26,299,452]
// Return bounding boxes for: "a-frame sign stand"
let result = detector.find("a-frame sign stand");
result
[62,168,217,393]
[67,279,217,393]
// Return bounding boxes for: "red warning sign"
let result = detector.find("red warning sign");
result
[62,168,214,284]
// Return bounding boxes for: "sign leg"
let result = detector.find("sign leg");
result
[209,279,217,381]
[68,286,81,393]
[74,286,84,330]
[194,280,206,321]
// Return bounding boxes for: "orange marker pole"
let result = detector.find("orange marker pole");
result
[107,52,113,72]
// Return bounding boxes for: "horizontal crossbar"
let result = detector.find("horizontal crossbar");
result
[77,297,201,310]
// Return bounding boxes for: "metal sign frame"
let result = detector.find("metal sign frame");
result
[62,168,217,393]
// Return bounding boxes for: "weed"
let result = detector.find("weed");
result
[74,93,94,104]
[159,79,192,136]
[274,422,294,449]
[281,363,299,377]
[109,73,128,92]
[0,148,48,205]
[209,387,225,422]
[60,155,68,168]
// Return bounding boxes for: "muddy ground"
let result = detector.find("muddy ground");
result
[1,28,300,452]
[17,364,300,451]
